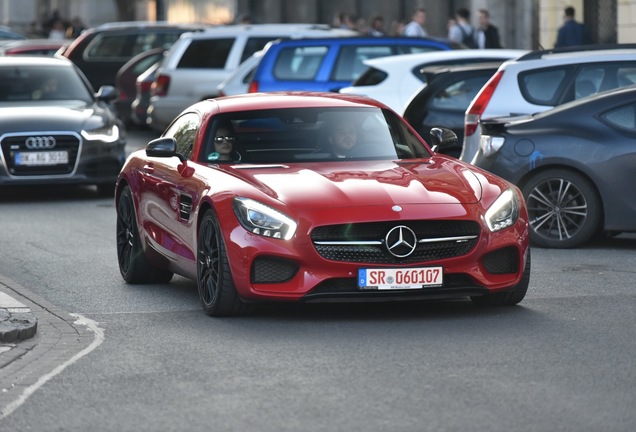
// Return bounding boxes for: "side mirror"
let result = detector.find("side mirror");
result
[146,137,185,162]
[95,85,119,102]
[429,127,458,153]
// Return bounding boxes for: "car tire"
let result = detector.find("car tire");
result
[116,186,173,284]
[522,169,601,248]
[197,209,250,317]
[97,182,116,197]
[471,250,531,306]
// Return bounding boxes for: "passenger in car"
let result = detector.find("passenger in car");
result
[327,118,359,157]
[207,120,241,162]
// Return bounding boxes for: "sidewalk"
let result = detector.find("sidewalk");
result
[0,289,37,343]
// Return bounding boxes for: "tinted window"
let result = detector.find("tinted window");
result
[333,46,394,81]
[164,112,200,159]
[85,32,182,60]
[431,75,493,111]
[242,37,285,62]
[177,38,234,69]
[601,102,636,132]
[352,67,387,86]
[519,67,571,105]
[0,65,92,102]
[273,46,328,80]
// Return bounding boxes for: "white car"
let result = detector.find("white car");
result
[148,24,356,132]
[338,49,527,114]
[216,49,264,97]
[461,47,636,163]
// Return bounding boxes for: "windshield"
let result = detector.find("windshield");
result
[200,107,432,164]
[0,64,93,103]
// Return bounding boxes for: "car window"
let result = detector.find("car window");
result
[164,112,200,159]
[600,102,636,132]
[242,37,284,62]
[333,46,394,82]
[519,67,572,105]
[352,67,387,86]
[177,38,235,69]
[431,75,493,111]
[0,65,93,103]
[201,107,431,164]
[273,46,328,80]
[84,32,181,61]
[574,63,636,99]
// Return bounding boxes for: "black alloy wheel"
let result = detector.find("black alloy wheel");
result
[522,169,601,249]
[116,186,173,283]
[197,210,249,317]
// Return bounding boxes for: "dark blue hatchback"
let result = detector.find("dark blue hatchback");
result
[248,36,462,93]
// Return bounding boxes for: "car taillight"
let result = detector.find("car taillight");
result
[151,74,170,97]
[465,70,504,137]
[138,80,152,93]
[248,80,258,93]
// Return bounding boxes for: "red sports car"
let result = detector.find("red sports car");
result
[115,93,530,316]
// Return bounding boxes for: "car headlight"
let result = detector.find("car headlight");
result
[81,124,120,143]
[485,189,519,232]
[233,197,297,240]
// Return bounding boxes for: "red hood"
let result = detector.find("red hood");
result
[229,158,482,208]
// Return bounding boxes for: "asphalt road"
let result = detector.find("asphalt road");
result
[0,127,634,431]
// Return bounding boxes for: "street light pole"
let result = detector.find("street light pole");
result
[156,0,166,21]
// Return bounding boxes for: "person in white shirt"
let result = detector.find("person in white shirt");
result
[403,8,427,37]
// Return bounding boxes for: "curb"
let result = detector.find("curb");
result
[0,290,38,343]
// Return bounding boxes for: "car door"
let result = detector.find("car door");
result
[139,112,202,268]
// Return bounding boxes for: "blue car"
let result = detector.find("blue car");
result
[248,36,462,93]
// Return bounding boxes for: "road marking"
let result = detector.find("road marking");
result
[0,314,104,420]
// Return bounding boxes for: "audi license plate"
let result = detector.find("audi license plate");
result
[15,151,68,166]
[358,267,443,290]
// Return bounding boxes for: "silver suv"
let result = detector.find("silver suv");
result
[147,24,356,131]
[460,46,636,163]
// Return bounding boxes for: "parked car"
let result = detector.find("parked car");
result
[130,60,161,127]
[115,47,166,124]
[403,62,505,157]
[461,45,636,163]
[0,56,126,195]
[61,21,204,90]
[148,24,357,132]
[0,38,69,56]
[0,26,25,42]
[115,92,530,317]
[471,85,636,248]
[216,49,264,97]
[339,49,526,113]
[248,36,462,95]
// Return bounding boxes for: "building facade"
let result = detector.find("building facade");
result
[1,0,635,48]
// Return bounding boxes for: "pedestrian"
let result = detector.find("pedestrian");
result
[338,12,356,31]
[477,9,502,48]
[367,15,385,37]
[555,6,590,47]
[403,8,427,37]
[448,8,477,48]
[48,19,67,40]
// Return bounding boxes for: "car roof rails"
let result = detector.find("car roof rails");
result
[517,43,636,61]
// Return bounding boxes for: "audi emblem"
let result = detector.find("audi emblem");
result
[385,225,418,258]
[25,136,57,149]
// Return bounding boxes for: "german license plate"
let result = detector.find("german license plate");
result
[15,151,68,166]
[358,266,443,290]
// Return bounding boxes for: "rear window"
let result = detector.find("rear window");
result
[352,67,387,86]
[178,38,235,68]
[273,46,328,80]
[242,37,286,62]
[431,75,494,111]
[333,45,394,82]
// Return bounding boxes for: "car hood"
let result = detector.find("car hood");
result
[230,158,483,208]
[0,103,106,131]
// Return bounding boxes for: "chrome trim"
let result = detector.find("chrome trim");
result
[418,235,478,243]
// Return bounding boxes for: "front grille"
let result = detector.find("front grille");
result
[1,133,81,177]
[251,256,299,283]
[481,247,519,274]
[311,220,480,264]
